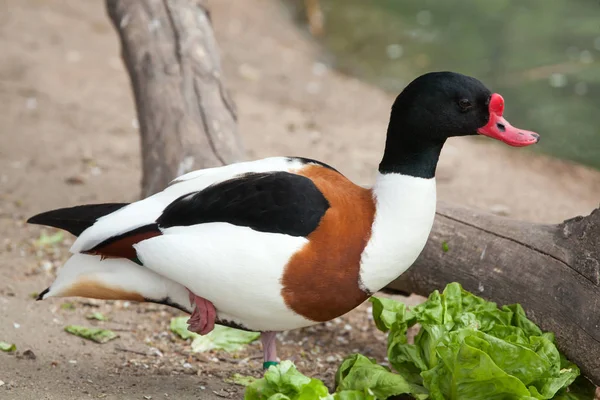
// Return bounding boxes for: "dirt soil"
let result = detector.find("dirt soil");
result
[1,0,599,399]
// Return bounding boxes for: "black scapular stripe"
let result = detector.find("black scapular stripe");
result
[157,172,330,237]
[27,203,129,237]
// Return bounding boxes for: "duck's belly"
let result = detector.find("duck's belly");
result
[135,223,319,332]
[215,309,315,332]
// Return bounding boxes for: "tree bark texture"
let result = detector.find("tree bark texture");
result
[387,203,600,384]
[106,0,244,197]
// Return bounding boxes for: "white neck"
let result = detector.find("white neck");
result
[359,172,437,293]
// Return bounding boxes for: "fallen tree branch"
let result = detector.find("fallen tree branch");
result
[386,203,600,384]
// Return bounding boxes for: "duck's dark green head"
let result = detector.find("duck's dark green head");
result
[380,71,539,177]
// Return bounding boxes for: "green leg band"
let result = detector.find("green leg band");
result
[263,361,279,369]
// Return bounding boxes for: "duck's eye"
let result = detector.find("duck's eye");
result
[458,99,472,111]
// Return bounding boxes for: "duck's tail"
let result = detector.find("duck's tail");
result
[29,203,192,313]
[37,253,192,313]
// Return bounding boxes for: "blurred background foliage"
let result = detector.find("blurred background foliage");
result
[290,0,600,169]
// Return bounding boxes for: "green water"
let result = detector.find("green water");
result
[311,0,600,169]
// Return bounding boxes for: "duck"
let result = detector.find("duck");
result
[27,71,539,370]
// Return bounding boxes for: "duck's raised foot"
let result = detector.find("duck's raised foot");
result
[186,290,216,335]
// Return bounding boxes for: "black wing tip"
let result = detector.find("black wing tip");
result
[36,288,50,301]
[25,208,83,236]
[27,211,52,225]
[26,203,129,237]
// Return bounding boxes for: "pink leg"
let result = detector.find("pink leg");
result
[261,331,278,369]
[186,289,216,335]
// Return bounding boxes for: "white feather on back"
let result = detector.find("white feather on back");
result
[71,157,305,254]
[134,223,314,332]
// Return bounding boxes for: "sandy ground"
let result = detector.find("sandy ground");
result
[1,0,599,399]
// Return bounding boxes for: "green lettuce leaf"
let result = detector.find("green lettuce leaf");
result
[243,282,593,400]
[370,282,589,400]
[244,361,330,400]
[370,297,412,332]
[424,335,537,399]
[85,312,108,321]
[553,376,597,399]
[332,390,376,400]
[225,373,258,387]
[170,317,259,352]
[35,231,64,247]
[335,354,428,399]
[64,325,118,343]
[245,358,419,400]
[0,341,16,352]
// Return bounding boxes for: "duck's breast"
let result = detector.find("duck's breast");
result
[359,174,437,293]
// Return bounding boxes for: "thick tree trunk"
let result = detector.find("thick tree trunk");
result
[106,0,244,197]
[387,203,600,384]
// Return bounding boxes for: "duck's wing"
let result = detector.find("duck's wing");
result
[79,166,330,262]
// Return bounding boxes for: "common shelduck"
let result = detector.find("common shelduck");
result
[28,71,539,369]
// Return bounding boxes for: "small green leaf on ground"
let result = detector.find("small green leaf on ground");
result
[0,341,16,352]
[29,292,39,299]
[35,231,64,247]
[441,241,449,252]
[60,302,75,310]
[170,317,260,353]
[64,325,118,344]
[86,312,107,321]
[225,373,257,387]
[170,317,196,340]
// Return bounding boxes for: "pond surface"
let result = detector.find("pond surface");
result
[314,0,600,169]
